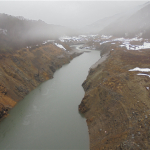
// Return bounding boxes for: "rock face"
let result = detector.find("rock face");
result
[0,43,80,121]
[79,43,150,149]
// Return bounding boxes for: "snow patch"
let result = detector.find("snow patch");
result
[113,37,150,50]
[124,42,150,50]
[137,73,150,78]
[55,43,66,51]
[120,45,125,47]
[99,37,149,51]
[59,34,99,43]
[129,67,150,72]
[101,35,112,39]
[90,34,98,37]
[42,40,54,45]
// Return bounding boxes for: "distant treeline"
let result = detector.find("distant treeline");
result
[0,13,71,52]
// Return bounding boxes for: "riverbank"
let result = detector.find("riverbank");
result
[0,45,101,150]
[0,43,82,121]
[90,52,109,69]
[79,42,150,149]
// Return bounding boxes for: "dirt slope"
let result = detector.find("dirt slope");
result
[0,43,81,121]
[79,44,150,149]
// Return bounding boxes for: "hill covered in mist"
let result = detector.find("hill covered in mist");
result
[1,2,150,53]
[0,13,72,52]
[80,2,150,38]
[86,14,121,34]
[81,2,144,35]
[100,3,150,38]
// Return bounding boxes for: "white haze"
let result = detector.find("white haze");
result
[0,1,148,28]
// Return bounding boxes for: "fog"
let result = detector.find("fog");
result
[0,1,147,28]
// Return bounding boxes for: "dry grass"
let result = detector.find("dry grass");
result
[79,44,150,149]
[0,43,74,121]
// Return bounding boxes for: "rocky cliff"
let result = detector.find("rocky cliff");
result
[0,42,81,121]
[79,43,150,149]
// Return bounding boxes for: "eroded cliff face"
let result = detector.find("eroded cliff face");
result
[0,43,80,121]
[79,44,150,149]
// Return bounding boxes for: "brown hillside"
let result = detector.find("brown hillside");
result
[79,44,150,149]
[0,43,80,121]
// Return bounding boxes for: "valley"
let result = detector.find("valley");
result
[0,1,150,150]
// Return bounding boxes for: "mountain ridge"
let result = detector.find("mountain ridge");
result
[0,13,73,52]
[100,3,150,38]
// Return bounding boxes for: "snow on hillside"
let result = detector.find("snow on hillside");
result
[59,35,98,43]
[42,40,54,45]
[137,73,150,78]
[99,35,150,50]
[129,67,150,72]
[60,34,150,51]
[55,43,66,51]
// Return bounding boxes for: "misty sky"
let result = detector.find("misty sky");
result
[0,1,148,28]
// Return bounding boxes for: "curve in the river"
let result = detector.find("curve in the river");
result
[0,45,100,150]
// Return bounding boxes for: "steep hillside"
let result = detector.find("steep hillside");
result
[81,2,144,35]
[101,4,150,38]
[79,41,150,149]
[0,42,81,121]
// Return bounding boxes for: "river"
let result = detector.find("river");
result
[0,45,100,150]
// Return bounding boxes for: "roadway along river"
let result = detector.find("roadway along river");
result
[0,45,100,150]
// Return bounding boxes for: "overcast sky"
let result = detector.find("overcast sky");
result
[0,1,148,28]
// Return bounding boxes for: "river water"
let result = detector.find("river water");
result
[0,45,100,150]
